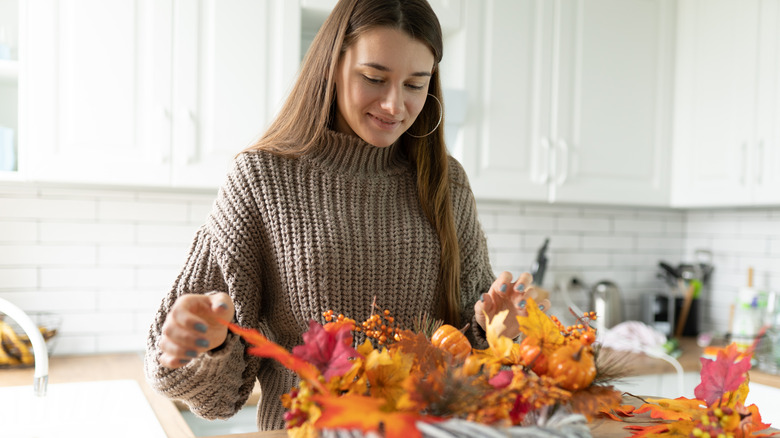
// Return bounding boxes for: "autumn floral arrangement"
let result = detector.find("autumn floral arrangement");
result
[607,341,777,438]
[221,298,628,438]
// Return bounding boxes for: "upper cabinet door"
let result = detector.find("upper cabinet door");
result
[457,0,550,202]
[752,0,780,205]
[24,0,171,185]
[671,0,762,206]
[552,0,675,206]
[458,0,674,205]
[169,0,271,189]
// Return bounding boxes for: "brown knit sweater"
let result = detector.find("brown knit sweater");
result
[144,130,495,431]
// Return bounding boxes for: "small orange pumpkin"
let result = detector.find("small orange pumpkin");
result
[431,324,471,361]
[518,336,547,375]
[547,341,596,391]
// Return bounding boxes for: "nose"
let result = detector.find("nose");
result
[379,85,404,116]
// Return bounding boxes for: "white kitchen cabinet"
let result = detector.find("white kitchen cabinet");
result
[457,0,675,206]
[671,0,780,207]
[21,0,282,189]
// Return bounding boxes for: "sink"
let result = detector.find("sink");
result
[0,380,167,438]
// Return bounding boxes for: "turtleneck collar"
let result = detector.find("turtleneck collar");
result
[301,130,410,177]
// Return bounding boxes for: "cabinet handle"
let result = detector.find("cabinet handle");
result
[185,109,198,164]
[539,137,552,184]
[555,139,569,186]
[160,106,172,165]
[740,141,748,185]
[756,139,764,184]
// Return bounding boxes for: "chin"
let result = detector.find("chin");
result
[359,131,400,148]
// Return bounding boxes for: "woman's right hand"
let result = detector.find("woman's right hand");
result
[157,292,235,369]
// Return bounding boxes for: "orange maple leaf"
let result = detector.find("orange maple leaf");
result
[311,394,434,438]
[633,397,705,421]
[220,320,326,393]
[624,423,669,437]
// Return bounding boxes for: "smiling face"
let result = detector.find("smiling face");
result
[334,27,435,148]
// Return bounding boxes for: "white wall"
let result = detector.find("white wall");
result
[0,184,778,355]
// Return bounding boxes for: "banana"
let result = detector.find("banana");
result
[0,320,22,366]
[0,319,33,365]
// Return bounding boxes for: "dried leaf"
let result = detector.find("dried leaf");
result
[221,320,325,392]
[292,320,361,381]
[567,384,623,420]
[694,343,752,406]
[516,297,565,358]
[312,394,430,438]
[633,397,705,421]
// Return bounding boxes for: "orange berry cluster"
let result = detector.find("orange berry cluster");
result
[322,310,356,327]
[361,309,397,345]
[550,311,598,345]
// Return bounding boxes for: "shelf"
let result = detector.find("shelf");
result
[0,59,19,84]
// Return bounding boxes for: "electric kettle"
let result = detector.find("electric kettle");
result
[589,280,623,333]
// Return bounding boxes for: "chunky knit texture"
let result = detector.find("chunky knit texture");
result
[144,130,495,431]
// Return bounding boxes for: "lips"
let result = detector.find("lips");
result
[368,112,402,129]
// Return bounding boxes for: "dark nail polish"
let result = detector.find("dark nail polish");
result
[480,294,485,302]
[179,358,191,364]
[194,323,208,333]
[186,350,198,358]
[218,303,228,310]
[515,284,525,292]
[499,284,507,293]
[518,299,527,309]
[195,338,209,348]
[539,304,545,310]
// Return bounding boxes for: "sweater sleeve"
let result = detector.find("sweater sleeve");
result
[448,157,495,350]
[144,154,266,420]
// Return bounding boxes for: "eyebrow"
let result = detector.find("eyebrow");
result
[360,62,432,77]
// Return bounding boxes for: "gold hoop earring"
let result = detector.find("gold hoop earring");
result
[406,94,443,138]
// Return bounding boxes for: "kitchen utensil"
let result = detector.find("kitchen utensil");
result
[530,238,549,286]
[675,280,700,338]
[590,280,623,333]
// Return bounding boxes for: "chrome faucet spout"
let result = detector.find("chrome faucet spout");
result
[0,298,49,396]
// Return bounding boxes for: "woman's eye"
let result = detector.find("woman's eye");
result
[362,75,383,84]
[405,83,425,91]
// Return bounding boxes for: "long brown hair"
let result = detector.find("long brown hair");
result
[246,0,462,327]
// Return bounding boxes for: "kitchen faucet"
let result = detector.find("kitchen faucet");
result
[0,297,48,396]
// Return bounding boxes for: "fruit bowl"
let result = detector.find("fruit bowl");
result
[0,312,61,368]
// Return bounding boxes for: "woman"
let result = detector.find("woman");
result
[145,0,550,431]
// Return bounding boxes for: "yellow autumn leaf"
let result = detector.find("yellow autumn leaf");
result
[364,348,414,409]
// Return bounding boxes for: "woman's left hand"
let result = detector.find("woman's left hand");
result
[474,271,551,339]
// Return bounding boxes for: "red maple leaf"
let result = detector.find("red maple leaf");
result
[694,343,752,406]
[292,320,361,381]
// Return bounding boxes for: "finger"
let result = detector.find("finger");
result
[171,295,213,334]
[206,292,235,323]
[161,311,212,352]
[512,272,534,293]
[492,271,514,295]
[157,335,199,368]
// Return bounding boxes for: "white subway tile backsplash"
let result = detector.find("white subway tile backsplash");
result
[97,289,165,312]
[97,244,187,267]
[0,290,98,312]
[484,232,522,250]
[557,217,611,233]
[0,183,778,354]
[39,222,134,244]
[0,220,37,242]
[0,268,37,289]
[137,223,199,245]
[39,267,135,289]
[96,333,147,353]
[98,200,189,223]
[613,218,665,234]
[582,235,635,250]
[0,244,97,266]
[53,335,97,355]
